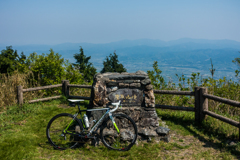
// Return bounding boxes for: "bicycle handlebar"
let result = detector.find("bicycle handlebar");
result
[110,100,121,113]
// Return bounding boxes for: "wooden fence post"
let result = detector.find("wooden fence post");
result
[17,85,23,105]
[62,80,65,95]
[199,87,208,123]
[194,87,200,124]
[63,80,69,97]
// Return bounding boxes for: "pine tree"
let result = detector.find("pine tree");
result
[209,58,215,79]
[101,51,127,73]
[73,47,97,82]
[0,46,27,74]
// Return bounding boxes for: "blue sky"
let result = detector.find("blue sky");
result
[0,0,240,45]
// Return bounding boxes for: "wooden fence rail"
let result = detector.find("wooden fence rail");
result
[155,104,195,112]
[17,80,240,140]
[22,84,62,92]
[154,89,194,96]
[17,80,91,105]
[203,93,240,107]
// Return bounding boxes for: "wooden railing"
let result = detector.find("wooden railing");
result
[17,80,240,140]
[17,80,91,104]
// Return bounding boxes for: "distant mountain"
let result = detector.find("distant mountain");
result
[1,38,240,83]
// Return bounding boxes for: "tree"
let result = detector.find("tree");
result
[209,58,215,79]
[26,49,66,85]
[147,61,166,89]
[101,51,127,73]
[0,46,27,74]
[232,52,240,79]
[73,47,97,82]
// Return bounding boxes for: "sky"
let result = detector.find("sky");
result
[0,0,240,45]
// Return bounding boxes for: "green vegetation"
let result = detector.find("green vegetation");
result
[101,51,127,73]
[147,61,166,89]
[27,49,67,86]
[0,46,240,159]
[73,47,97,82]
[0,100,239,160]
[0,46,27,74]
[149,61,240,138]
[232,51,240,79]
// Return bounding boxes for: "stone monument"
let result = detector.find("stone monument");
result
[87,71,170,142]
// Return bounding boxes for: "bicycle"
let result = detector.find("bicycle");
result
[46,99,138,151]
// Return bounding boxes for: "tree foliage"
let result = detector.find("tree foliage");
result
[26,49,66,85]
[209,58,216,79]
[101,51,127,73]
[73,47,96,82]
[232,52,240,79]
[0,46,27,74]
[147,61,166,89]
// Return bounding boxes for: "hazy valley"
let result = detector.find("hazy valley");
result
[1,38,240,84]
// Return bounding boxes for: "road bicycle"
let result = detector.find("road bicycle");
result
[46,99,138,151]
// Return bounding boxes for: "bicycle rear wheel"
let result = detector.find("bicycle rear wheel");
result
[46,113,83,150]
[100,114,138,151]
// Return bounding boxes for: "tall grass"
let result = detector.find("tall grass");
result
[1,70,239,140]
[0,71,41,108]
[0,71,92,109]
[155,74,240,140]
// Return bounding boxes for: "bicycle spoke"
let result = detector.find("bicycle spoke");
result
[46,113,83,150]
[101,114,137,151]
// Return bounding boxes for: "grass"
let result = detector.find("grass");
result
[0,99,240,160]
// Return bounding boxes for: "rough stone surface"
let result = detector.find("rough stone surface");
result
[111,86,118,92]
[106,88,111,94]
[135,70,148,75]
[92,81,108,106]
[144,90,155,107]
[107,81,118,86]
[129,83,141,88]
[145,84,153,90]
[89,71,169,143]
[108,75,147,80]
[156,127,171,135]
[139,128,158,137]
[141,78,151,85]
[119,83,129,88]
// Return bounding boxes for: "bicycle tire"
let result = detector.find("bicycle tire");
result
[46,113,83,150]
[100,114,138,151]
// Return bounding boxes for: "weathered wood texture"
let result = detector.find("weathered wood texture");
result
[22,84,62,92]
[68,84,92,88]
[62,80,66,95]
[68,95,91,100]
[64,80,69,97]
[199,87,208,123]
[203,93,240,108]
[204,110,240,128]
[194,87,200,123]
[154,89,194,96]
[155,104,195,111]
[28,96,62,103]
[17,86,23,105]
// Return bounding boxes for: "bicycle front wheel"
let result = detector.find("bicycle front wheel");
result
[46,113,83,150]
[100,114,138,151]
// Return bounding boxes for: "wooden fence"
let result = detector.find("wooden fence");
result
[17,80,240,140]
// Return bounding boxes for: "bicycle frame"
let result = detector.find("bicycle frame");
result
[64,102,120,139]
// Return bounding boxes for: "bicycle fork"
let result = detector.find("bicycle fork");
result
[63,113,79,135]
[109,112,120,133]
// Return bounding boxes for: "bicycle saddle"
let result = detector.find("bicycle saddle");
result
[68,99,84,102]
[68,99,84,107]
